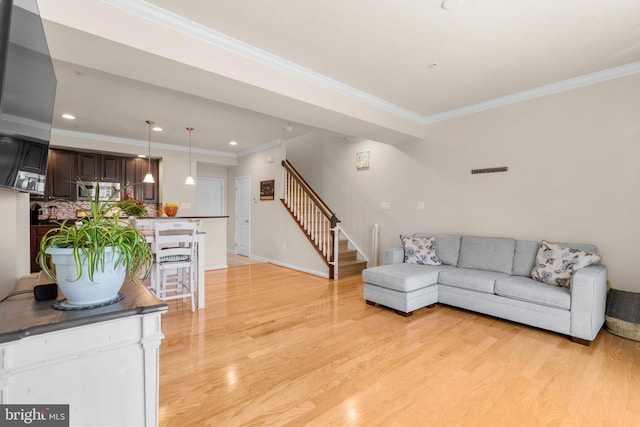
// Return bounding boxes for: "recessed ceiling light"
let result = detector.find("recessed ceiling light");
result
[229,141,238,146]
[62,113,75,120]
[152,126,163,132]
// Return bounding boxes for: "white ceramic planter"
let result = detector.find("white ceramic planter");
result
[46,246,126,306]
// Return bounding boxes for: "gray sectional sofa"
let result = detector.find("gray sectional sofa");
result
[362,234,608,344]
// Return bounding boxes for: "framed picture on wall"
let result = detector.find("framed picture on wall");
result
[260,179,275,200]
[356,151,370,170]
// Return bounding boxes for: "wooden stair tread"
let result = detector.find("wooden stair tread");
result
[338,257,367,278]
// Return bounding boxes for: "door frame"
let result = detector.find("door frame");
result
[235,175,251,256]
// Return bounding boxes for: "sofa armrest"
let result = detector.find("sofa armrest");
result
[570,264,608,341]
[385,248,404,265]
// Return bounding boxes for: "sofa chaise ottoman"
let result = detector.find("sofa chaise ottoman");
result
[362,234,607,344]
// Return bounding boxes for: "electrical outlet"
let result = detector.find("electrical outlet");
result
[380,202,391,210]
[417,202,425,210]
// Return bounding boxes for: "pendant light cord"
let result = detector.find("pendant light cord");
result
[147,120,153,174]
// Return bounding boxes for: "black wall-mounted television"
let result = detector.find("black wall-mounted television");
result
[0,0,56,195]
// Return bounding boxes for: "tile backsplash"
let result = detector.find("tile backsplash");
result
[31,200,158,220]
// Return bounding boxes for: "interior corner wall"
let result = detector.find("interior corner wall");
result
[286,74,640,292]
[0,190,30,298]
[227,143,328,276]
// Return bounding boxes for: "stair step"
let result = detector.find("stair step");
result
[338,259,367,278]
[338,249,358,261]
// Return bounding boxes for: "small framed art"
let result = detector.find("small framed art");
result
[260,179,275,200]
[356,151,370,170]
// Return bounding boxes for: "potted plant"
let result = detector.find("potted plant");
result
[37,182,154,306]
[115,194,148,218]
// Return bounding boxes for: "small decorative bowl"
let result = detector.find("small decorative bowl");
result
[164,205,178,217]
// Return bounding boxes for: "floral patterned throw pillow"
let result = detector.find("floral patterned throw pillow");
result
[531,240,601,288]
[400,235,442,265]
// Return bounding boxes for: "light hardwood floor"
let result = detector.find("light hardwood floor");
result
[158,263,640,426]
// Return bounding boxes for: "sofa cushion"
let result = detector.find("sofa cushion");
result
[413,233,461,266]
[400,235,442,265]
[438,268,509,294]
[512,240,540,277]
[457,236,516,274]
[362,263,453,292]
[495,276,571,310]
[531,240,602,288]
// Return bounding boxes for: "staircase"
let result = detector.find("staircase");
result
[337,239,368,278]
[280,160,368,279]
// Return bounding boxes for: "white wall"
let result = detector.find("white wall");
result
[286,74,640,292]
[0,190,30,298]
[227,143,328,276]
[4,75,638,291]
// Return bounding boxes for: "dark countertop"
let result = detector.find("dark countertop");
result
[30,216,228,226]
[144,216,229,219]
[0,275,168,344]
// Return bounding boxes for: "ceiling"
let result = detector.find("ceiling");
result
[35,0,640,155]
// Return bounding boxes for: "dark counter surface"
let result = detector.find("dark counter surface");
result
[0,275,168,344]
[144,216,229,219]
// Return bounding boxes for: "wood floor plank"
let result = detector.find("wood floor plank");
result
[158,263,640,426]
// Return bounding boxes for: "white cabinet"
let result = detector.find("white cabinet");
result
[0,279,167,426]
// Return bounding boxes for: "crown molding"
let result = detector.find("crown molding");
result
[422,61,640,124]
[101,1,640,127]
[100,0,424,124]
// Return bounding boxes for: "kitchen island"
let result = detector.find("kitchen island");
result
[0,274,168,426]
[135,215,228,309]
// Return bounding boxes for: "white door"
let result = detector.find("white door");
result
[236,176,250,256]
[196,178,224,215]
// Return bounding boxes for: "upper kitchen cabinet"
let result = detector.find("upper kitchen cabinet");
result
[122,156,159,203]
[77,152,121,182]
[31,148,159,202]
[48,149,77,199]
[31,148,77,201]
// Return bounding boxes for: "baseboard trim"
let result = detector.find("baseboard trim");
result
[205,264,228,271]
[249,255,329,278]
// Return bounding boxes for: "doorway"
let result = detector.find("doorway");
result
[196,178,224,216]
[235,175,250,256]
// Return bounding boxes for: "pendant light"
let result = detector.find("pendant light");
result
[143,120,155,184]
[185,127,195,185]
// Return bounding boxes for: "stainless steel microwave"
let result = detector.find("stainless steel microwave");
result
[77,181,121,201]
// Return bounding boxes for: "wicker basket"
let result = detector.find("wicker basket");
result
[605,289,640,342]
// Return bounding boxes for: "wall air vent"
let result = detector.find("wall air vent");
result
[471,167,508,175]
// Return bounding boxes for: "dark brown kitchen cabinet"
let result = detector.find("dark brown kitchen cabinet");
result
[100,154,121,181]
[31,148,77,201]
[77,153,121,182]
[122,157,159,203]
[31,148,158,202]
[48,149,77,200]
[76,152,97,181]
